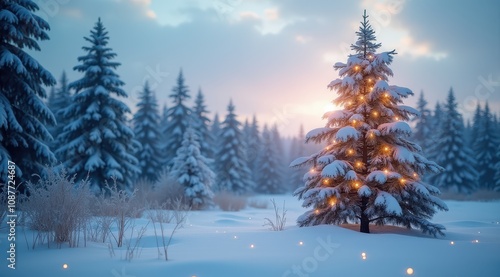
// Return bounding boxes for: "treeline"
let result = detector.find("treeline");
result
[412,89,500,193]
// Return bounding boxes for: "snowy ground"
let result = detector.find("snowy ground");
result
[1,195,499,277]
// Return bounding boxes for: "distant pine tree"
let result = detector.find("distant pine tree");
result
[57,18,140,191]
[163,69,191,167]
[288,125,307,192]
[243,115,261,184]
[192,88,213,159]
[472,102,499,189]
[47,71,71,159]
[411,91,432,155]
[430,89,478,193]
[0,0,58,187]
[133,82,163,183]
[257,125,282,194]
[170,128,214,209]
[215,100,255,194]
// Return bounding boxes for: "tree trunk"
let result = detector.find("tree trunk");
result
[360,196,370,233]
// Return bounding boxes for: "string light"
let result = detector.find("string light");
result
[323,179,330,185]
[369,133,375,138]
[329,198,336,206]
[368,78,373,83]
[359,95,364,100]
[413,173,418,178]
[383,169,389,174]
[395,116,400,121]
[347,149,354,155]
[400,178,405,184]
[383,92,389,98]
[314,209,319,214]
[355,161,363,167]
[353,182,360,188]
[383,146,390,152]
[372,111,378,117]
[354,66,360,71]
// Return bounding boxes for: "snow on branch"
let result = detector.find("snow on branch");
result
[366,171,387,184]
[321,160,351,178]
[393,146,415,163]
[289,156,313,168]
[374,191,402,215]
[306,127,333,141]
[335,126,360,142]
[378,121,412,136]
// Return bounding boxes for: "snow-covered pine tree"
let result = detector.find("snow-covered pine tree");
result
[411,91,432,155]
[210,113,221,171]
[192,88,213,159]
[170,127,214,209]
[47,71,71,157]
[163,69,191,167]
[427,102,444,162]
[257,125,282,194]
[270,124,286,190]
[291,11,448,236]
[215,100,255,194]
[429,89,478,194]
[469,104,482,145]
[243,115,261,184]
[472,102,499,189]
[0,0,57,186]
[56,18,140,191]
[288,124,307,191]
[133,82,163,183]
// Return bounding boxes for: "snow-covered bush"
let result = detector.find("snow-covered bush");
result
[22,168,92,248]
[213,191,247,211]
[153,171,186,208]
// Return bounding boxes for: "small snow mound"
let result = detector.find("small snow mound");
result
[335,126,359,142]
[374,191,402,215]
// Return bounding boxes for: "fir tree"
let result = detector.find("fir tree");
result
[469,104,482,145]
[215,100,255,194]
[270,124,286,189]
[243,115,261,184]
[291,11,447,236]
[472,102,499,189]
[159,103,169,166]
[57,18,140,191]
[0,0,57,186]
[257,125,282,194]
[170,128,214,209]
[411,91,432,155]
[210,113,221,171]
[427,102,444,162]
[133,82,163,183]
[163,69,191,167]
[192,88,213,159]
[47,71,71,157]
[289,124,307,191]
[430,89,478,193]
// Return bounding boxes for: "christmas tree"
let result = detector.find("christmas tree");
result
[291,11,448,236]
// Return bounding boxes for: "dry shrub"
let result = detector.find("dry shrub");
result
[213,191,247,211]
[22,168,92,248]
[248,199,269,209]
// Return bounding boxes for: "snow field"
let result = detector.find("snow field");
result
[1,195,499,277]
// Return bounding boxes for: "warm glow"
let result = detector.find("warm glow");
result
[359,95,364,100]
[473,239,479,243]
[372,111,378,117]
[369,133,375,138]
[361,252,367,260]
[450,241,454,245]
[354,66,360,71]
[250,244,255,248]
[395,116,400,120]
[370,86,374,91]
[299,241,304,245]
[384,92,389,98]
[329,198,336,206]
[384,169,389,174]
[323,179,329,185]
[352,120,357,124]
[406,268,414,275]
[400,178,405,184]
[62,264,68,269]
[310,168,315,173]
[355,161,362,167]
[314,209,319,214]
[413,173,418,178]
[354,182,360,188]
[368,78,372,83]
[347,149,354,155]
[383,146,390,152]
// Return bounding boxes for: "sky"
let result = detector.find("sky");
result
[30,0,500,137]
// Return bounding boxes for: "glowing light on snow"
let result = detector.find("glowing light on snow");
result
[62,264,68,269]
[233,235,238,239]
[473,239,479,243]
[450,241,454,245]
[250,244,255,248]
[299,241,304,246]
[361,252,367,260]
[406,268,414,275]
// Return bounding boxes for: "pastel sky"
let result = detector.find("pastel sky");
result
[30,0,500,137]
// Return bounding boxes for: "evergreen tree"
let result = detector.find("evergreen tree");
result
[159,103,169,166]
[427,102,444,162]
[270,124,286,190]
[470,104,482,145]
[430,89,478,193]
[210,113,221,171]
[47,71,71,157]
[257,125,282,194]
[215,100,255,194]
[288,124,307,192]
[56,18,140,191]
[411,91,432,155]
[244,115,261,184]
[0,0,56,186]
[163,69,191,167]
[170,128,214,209]
[192,88,213,159]
[291,11,447,236]
[133,82,163,183]
[472,102,499,189]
